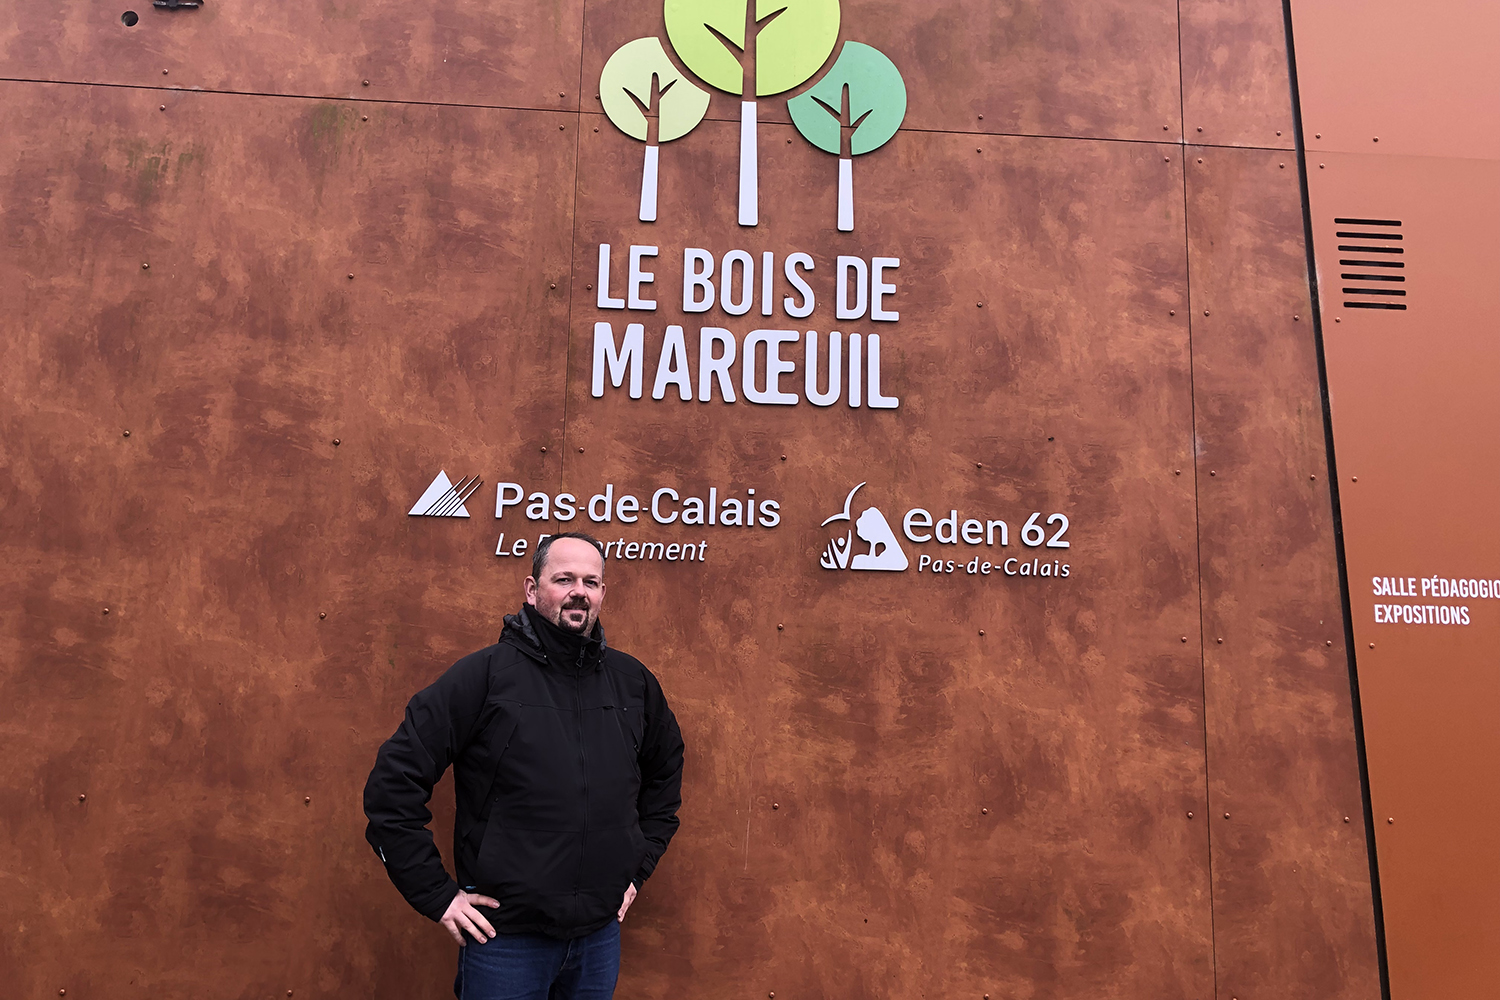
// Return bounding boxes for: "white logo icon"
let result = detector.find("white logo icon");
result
[409,471,483,518]
[820,482,908,571]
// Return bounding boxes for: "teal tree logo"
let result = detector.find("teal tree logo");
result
[788,42,905,232]
[600,37,711,222]
[664,0,840,226]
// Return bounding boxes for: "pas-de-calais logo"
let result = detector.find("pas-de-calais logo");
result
[600,0,906,230]
[820,481,907,571]
[408,471,484,518]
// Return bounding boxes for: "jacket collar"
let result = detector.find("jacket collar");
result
[501,604,607,668]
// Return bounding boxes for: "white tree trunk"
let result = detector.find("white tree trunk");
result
[639,144,659,223]
[739,101,758,227]
[838,157,854,232]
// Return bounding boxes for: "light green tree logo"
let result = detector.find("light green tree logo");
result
[600,37,712,222]
[787,42,905,232]
[664,0,840,226]
[600,1,905,230]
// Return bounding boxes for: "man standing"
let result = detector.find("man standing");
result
[364,533,684,999]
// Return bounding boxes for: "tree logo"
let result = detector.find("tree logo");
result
[600,1,906,231]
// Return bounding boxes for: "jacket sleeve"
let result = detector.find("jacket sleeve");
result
[363,651,489,920]
[633,668,685,886]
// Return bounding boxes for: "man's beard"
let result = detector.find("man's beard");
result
[556,599,592,633]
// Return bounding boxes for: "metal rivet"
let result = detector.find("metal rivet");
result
[540,447,548,453]
[79,794,86,802]
[102,608,110,615]
[361,115,368,122]
[1351,476,1357,482]
[347,273,354,280]
[1344,816,1351,823]
[1174,470,1181,475]
[1293,314,1300,320]
[594,127,599,132]
[786,138,792,143]
[975,462,982,469]
[978,114,984,120]
[978,629,985,636]
[1181,636,1188,643]
[159,105,166,111]
[1164,156,1170,162]
[1169,309,1175,316]
[1279,163,1285,168]
[319,612,326,620]
[1163,124,1169,130]
[550,283,556,289]
[780,455,786,461]
[976,147,982,153]
[768,994,775,999]
[1319,163,1325,169]
[162,69,169,75]
[1369,642,1374,648]
[1373,137,1379,142]
[1387,817,1394,824]
[1276,130,1282,136]
[1203,309,1210,316]
[559,125,565,130]
[771,803,779,810]
[1315,133,1321,139]
[1326,640,1333,646]
[777,624,784,630]
[1309,474,1316,480]
[332,438,340,446]
[1186,811,1193,818]
[586,284,593,290]
[304,796,311,805]
[976,302,983,308]
[122,429,131,437]
[362,79,369,86]
[1216,637,1223,644]
[981,807,989,814]
[1223,812,1230,819]
[577,447,584,454]
[559,93,565,98]
[1196,127,1203,132]
[141,262,150,270]
[1196,157,1203,164]
[1209,470,1216,476]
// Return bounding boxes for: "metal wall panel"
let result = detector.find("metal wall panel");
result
[1292,0,1500,994]
[565,116,1211,998]
[1179,0,1295,149]
[581,0,1184,139]
[0,0,584,113]
[1185,146,1381,1000]
[1307,152,1500,999]
[0,81,577,998]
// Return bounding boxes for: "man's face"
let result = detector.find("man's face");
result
[524,538,606,633]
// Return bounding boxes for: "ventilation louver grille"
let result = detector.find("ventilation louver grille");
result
[1335,217,1405,310]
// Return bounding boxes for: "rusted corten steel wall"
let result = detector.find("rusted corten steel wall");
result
[0,2,1380,998]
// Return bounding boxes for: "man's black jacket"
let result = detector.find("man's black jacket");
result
[363,605,684,939]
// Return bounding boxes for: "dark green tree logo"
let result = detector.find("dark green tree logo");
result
[788,42,906,231]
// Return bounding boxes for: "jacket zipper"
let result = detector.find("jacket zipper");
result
[573,648,590,912]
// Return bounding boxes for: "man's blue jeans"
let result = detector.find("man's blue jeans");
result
[454,920,621,1000]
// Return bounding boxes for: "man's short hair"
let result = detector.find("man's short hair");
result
[531,532,606,580]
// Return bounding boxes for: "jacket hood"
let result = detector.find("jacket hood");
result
[501,604,608,665]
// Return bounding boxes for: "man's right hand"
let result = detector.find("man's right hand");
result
[440,890,501,945]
